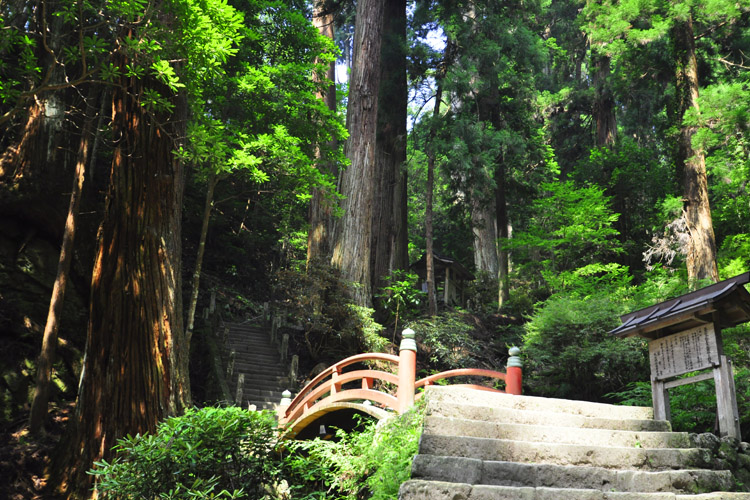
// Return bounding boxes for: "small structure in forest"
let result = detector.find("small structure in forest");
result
[411,253,474,307]
[610,272,750,439]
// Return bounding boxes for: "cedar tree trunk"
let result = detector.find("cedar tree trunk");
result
[371,0,408,295]
[307,0,338,265]
[673,15,718,283]
[53,46,189,498]
[331,0,385,306]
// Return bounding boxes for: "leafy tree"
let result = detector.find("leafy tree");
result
[48,0,246,495]
[182,0,342,343]
[509,181,625,297]
[584,0,750,283]
[523,293,648,401]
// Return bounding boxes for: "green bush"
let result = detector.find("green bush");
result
[272,262,388,360]
[409,312,483,371]
[89,407,279,499]
[523,293,648,401]
[610,365,750,439]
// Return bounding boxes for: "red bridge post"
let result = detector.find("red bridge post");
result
[505,346,523,395]
[397,328,417,413]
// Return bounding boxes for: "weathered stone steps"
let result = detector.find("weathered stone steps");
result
[399,386,749,499]
[400,480,750,499]
[411,456,736,494]
[224,322,288,411]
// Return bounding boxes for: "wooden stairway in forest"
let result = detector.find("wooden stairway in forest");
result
[400,386,750,500]
[224,322,289,411]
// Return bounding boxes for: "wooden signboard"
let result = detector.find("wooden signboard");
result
[649,322,741,440]
[649,324,720,380]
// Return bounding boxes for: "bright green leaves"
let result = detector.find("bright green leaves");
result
[0,16,40,107]
[151,59,186,92]
[510,181,625,296]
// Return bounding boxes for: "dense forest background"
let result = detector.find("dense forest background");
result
[0,0,749,497]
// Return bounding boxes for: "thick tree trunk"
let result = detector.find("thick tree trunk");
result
[307,0,338,265]
[495,161,510,309]
[594,52,617,147]
[28,88,98,436]
[471,191,499,276]
[371,0,408,295]
[186,172,218,343]
[673,16,718,283]
[331,0,385,307]
[52,46,188,497]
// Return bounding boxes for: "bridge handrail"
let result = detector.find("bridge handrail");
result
[278,332,522,431]
[281,352,400,422]
[416,368,508,389]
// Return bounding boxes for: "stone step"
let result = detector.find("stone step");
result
[434,402,671,433]
[424,416,691,449]
[427,386,654,421]
[231,375,288,387]
[399,480,750,500]
[232,364,287,376]
[225,335,274,343]
[243,393,285,404]
[234,380,288,393]
[241,386,286,398]
[225,336,275,343]
[231,356,281,365]
[227,340,278,348]
[418,434,713,471]
[226,342,277,350]
[410,455,736,494]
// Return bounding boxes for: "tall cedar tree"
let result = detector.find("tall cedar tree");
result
[331,0,385,307]
[307,0,339,265]
[371,0,408,295]
[673,15,718,283]
[53,33,189,498]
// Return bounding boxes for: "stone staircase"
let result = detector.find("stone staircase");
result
[225,322,289,411]
[400,386,750,499]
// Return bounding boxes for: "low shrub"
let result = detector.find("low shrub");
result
[89,407,279,499]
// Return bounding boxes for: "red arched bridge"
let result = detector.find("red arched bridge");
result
[277,329,522,438]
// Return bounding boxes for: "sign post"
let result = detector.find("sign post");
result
[610,273,750,441]
[648,323,740,439]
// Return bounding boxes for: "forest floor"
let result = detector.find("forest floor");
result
[0,403,72,500]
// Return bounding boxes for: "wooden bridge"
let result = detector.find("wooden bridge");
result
[277,329,522,438]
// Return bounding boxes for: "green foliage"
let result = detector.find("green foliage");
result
[610,363,750,438]
[89,407,279,499]
[509,180,625,297]
[409,312,483,370]
[273,262,388,361]
[523,292,649,401]
[375,270,426,338]
[284,401,425,499]
[718,235,750,279]
[465,271,501,315]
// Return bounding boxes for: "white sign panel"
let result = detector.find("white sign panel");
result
[649,324,719,380]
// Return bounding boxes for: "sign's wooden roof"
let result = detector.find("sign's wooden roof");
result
[610,272,750,339]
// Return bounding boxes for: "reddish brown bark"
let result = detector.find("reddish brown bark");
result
[52,46,188,497]
[673,16,718,283]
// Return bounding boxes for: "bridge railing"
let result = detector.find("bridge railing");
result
[278,329,522,427]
